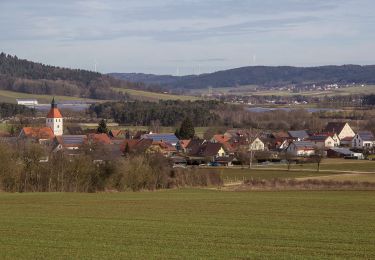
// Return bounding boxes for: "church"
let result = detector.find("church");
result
[19,98,64,141]
[46,97,63,136]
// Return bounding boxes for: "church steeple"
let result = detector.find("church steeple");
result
[51,96,57,108]
[46,97,63,136]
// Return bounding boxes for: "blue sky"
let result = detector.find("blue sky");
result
[1,0,374,75]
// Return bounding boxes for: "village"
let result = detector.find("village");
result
[5,97,374,168]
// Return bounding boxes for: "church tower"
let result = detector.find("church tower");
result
[46,97,63,136]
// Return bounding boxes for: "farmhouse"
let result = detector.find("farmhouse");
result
[308,135,335,149]
[287,141,316,157]
[324,122,355,140]
[352,131,375,149]
[288,130,309,141]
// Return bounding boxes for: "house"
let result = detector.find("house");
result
[109,130,127,139]
[318,132,340,147]
[141,133,179,147]
[211,134,231,144]
[149,141,177,156]
[19,127,54,143]
[327,148,364,159]
[352,131,375,149]
[249,137,265,151]
[176,139,191,152]
[187,142,226,163]
[308,135,335,149]
[87,133,112,145]
[53,135,87,152]
[286,141,316,157]
[288,130,309,141]
[269,131,290,150]
[121,138,153,154]
[66,126,84,135]
[324,122,355,140]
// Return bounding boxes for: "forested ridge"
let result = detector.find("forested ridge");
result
[0,53,143,100]
[111,65,375,89]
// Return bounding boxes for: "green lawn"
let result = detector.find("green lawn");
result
[0,190,374,259]
[113,88,201,101]
[0,89,98,104]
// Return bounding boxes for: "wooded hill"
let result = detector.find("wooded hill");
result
[110,65,375,90]
[0,53,144,100]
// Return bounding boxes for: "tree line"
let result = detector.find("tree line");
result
[0,142,221,192]
[0,103,35,118]
[89,100,222,126]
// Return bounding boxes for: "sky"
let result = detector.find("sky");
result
[1,0,375,75]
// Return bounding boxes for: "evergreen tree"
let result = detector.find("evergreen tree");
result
[97,119,109,134]
[177,117,195,139]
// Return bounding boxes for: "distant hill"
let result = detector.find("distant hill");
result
[109,65,375,89]
[0,53,143,100]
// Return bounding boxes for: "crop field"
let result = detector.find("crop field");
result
[0,89,95,104]
[198,168,341,182]
[113,88,200,101]
[0,190,374,259]
[259,159,375,173]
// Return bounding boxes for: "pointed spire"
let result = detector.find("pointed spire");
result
[51,97,57,108]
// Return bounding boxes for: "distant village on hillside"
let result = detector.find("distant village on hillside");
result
[2,97,374,167]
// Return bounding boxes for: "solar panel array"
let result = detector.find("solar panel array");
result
[142,134,179,145]
[62,135,86,145]
[358,131,375,141]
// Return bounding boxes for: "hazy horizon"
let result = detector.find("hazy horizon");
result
[1,0,375,75]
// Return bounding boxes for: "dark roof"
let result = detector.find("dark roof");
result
[308,135,329,141]
[186,139,205,155]
[328,148,354,156]
[288,130,309,140]
[121,138,153,153]
[66,126,84,135]
[142,133,179,145]
[198,142,223,157]
[291,141,315,150]
[325,122,347,133]
[357,131,375,141]
[55,135,86,148]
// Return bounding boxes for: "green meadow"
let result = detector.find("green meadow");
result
[0,190,374,259]
[0,89,96,104]
[113,87,201,101]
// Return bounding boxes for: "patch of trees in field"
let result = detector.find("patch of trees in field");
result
[0,103,35,118]
[0,53,141,100]
[89,100,222,126]
[0,142,221,192]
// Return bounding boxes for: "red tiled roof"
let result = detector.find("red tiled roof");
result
[87,133,112,145]
[47,108,63,118]
[212,134,230,144]
[21,127,54,139]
